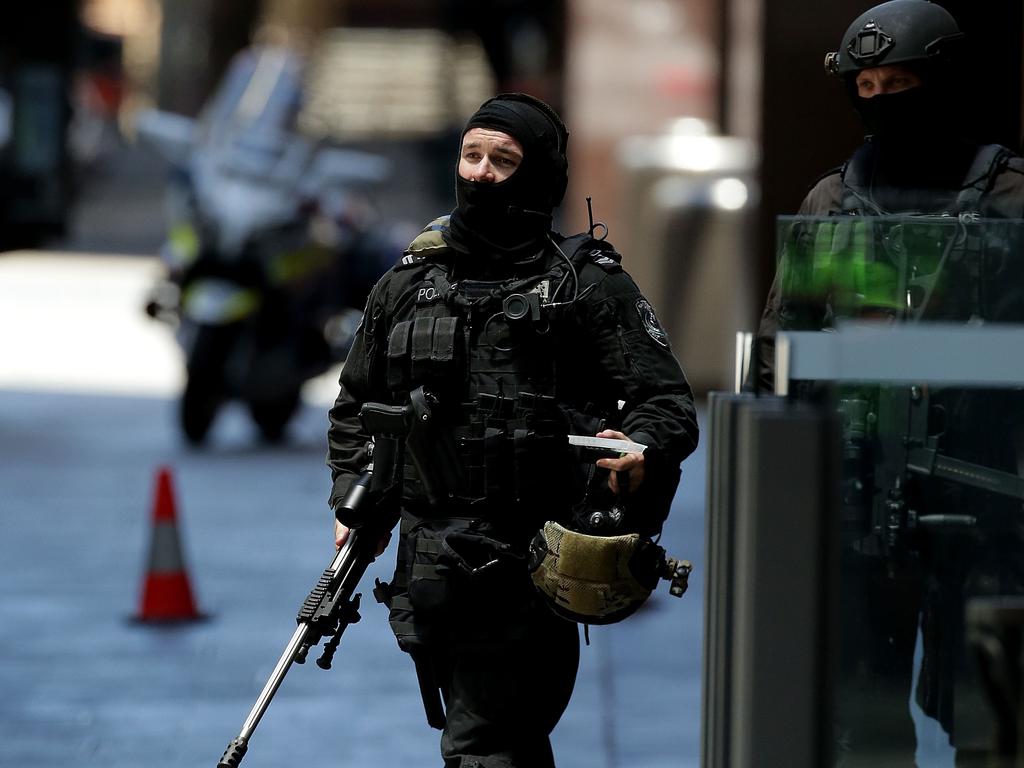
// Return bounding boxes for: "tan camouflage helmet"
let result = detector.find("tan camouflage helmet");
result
[528,521,692,625]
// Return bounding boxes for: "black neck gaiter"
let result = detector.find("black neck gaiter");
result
[854,84,948,142]
[448,174,553,266]
[852,83,975,211]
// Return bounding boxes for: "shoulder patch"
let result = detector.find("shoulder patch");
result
[557,232,623,271]
[395,251,428,270]
[588,247,622,271]
[635,298,669,347]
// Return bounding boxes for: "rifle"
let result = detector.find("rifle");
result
[779,215,1024,556]
[215,400,411,768]
[838,384,1024,562]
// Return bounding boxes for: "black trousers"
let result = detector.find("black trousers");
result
[834,553,923,767]
[421,601,580,768]
[835,538,1017,768]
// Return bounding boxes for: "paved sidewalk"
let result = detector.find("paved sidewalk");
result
[0,391,705,768]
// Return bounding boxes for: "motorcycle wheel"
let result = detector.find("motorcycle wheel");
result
[249,389,300,443]
[180,325,232,445]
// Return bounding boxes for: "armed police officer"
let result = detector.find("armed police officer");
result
[326,93,699,768]
[748,1,1024,765]
[752,0,1024,393]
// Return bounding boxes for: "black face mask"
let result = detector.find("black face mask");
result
[851,81,975,202]
[853,83,948,143]
[453,168,552,253]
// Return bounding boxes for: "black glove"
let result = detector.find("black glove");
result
[333,471,374,528]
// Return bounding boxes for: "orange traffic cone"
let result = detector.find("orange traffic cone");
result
[136,465,203,622]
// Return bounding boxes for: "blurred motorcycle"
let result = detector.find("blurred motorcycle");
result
[137,45,397,444]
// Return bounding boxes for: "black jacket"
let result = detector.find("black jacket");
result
[749,142,1024,393]
[327,217,699,534]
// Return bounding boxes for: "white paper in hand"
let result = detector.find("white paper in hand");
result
[567,435,647,454]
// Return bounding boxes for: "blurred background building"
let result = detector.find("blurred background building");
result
[11,0,1017,393]
[2,3,1023,767]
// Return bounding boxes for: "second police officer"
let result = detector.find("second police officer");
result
[749,1,1024,764]
[327,93,699,768]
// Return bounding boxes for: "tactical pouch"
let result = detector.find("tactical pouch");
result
[446,429,574,512]
[377,523,449,729]
[438,530,524,580]
[431,316,460,365]
[402,518,530,623]
[410,316,435,383]
[379,516,423,651]
[382,518,532,730]
[387,314,463,393]
[387,320,413,392]
[484,428,509,498]
[407,523,451,616]
[447,426,501,501]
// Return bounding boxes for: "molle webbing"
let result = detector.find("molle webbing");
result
[402,391,569,506]
[955,144,1014,214]
[841,143,1014,216]
[380,514,419,641]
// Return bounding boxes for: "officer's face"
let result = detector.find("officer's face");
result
[458,128,523,184]
[855,65,923,98]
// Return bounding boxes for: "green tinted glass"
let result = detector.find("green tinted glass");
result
[774,216,1024,326]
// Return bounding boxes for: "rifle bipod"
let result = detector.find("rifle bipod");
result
[215,527,378,768]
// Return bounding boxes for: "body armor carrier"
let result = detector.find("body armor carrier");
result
[385,252,591,514]
[839,142,1015,217]
[376,234,611,668]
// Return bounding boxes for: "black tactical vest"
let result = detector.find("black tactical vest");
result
[840,143,1015,217]
[386,244,597,512]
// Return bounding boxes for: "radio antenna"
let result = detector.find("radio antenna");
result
[586,197,608,240]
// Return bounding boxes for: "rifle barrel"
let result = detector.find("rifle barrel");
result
[217,533,365,767]
[240,622,311,739]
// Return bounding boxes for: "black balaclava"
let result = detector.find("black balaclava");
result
[447,93,569,269]
[847,67,975,211]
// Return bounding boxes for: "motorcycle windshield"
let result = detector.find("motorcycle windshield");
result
[195,46,305,180]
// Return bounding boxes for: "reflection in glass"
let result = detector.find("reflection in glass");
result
[775,216,1024,765]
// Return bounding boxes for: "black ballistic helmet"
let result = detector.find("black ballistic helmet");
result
[824,0,964,77]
